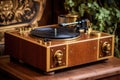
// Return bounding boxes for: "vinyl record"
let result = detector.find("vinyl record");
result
[30,27,80,39]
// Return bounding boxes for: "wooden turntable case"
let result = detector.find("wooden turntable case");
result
[2,0,115,73]
[5,29,114,72]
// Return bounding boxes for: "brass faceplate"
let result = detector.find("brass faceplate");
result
[97,36,114,60]
[48,45,68,71]
[102,42,111,54]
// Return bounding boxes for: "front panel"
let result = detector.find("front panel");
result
[68,40,98,67]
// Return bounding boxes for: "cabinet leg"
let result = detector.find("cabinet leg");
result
[44,71,55,75]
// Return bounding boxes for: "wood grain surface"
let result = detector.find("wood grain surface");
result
[0,55,120,80]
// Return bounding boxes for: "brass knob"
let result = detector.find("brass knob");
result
[54,50,63,66]
[102,42,111,54]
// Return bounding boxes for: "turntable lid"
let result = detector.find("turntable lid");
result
[30,27,80,39]
[0,0,46,28]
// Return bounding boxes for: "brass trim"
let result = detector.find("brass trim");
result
[46,47,50,72]
[48,66,67,72]
[97,56,113,60]
[97,34,100,60]
[111,35,115,57]
[66,44,68,67]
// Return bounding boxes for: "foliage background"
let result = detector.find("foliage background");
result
[64,0,120,57]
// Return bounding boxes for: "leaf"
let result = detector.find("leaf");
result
[115,48,120,58]
[106,20,112,25]
[116,10,120,19]
[107,27,113,33]
[98,13,103,20]
[115,36,119,46]
[88,3,92,7]
[92,25,98,30]
[93,1,99,8]
[99,24,104,31]
[78,4,86,16]
[68,0,75,7]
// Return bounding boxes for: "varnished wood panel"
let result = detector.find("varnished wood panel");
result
[5,33,21,59]
[20,39,47,71]
[68,40,98,67]
[5,33,47,71]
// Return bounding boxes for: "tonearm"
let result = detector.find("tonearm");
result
[59,19,91,33]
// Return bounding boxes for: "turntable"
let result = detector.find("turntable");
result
[5,20,114,74]
[3,0,114,74]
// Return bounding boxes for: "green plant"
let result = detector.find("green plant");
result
[64,0,75,14]
[64,0,83,14]
[64,0,120,57]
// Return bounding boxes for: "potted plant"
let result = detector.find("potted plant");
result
[64,0,120,57]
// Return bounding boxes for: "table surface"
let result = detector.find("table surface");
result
[0,55,120,80]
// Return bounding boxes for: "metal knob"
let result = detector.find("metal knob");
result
[102,42,111,54]
[54,50,63,66]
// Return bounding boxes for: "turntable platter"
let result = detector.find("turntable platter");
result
[30,27,80,39]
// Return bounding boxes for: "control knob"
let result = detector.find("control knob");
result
[102,42,111,55]
[54,50,63,66]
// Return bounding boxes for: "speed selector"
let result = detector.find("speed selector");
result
[102,42,111,54]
